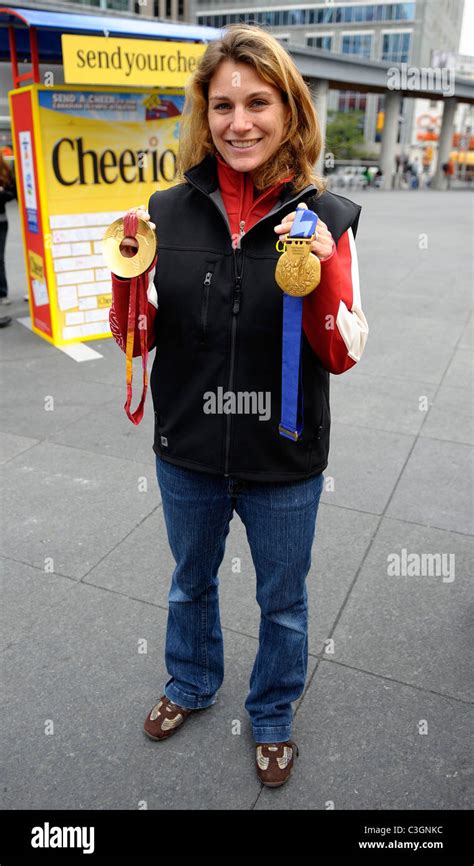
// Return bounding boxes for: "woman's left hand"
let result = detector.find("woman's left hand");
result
[274,202,334,261]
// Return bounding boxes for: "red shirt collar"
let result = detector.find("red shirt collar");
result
[215,150,293,185]
[215,151,294,234]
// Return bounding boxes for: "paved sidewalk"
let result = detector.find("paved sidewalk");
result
[1,192,472,810]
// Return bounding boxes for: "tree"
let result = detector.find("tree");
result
[325,111,366,160]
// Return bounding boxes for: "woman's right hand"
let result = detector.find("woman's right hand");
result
[120,204,156,257]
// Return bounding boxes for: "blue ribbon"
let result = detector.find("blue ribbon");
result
[279,207,318,442]
[279,295,305,440]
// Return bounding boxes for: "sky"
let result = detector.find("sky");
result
[459,0,474,55]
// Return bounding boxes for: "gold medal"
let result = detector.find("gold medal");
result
[102,217,157,278]
[275,237,321,297]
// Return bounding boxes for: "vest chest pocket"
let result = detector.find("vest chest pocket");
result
[199,263,216,344]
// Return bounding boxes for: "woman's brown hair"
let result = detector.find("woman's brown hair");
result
[176,24,326,195]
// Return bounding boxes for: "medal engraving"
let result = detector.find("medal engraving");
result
[275,238,321,296]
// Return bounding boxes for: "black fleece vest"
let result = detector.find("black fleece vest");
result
[148,154,361,482]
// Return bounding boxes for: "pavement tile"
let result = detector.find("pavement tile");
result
[420,383,473,446]
[48,395,156,466]
[255,660,472,809]
[0,357,123,440]
[0,442,160,579]
[386,438,473,534]
[442,346,474,391]
[0,318,55,362]
[376,276,472,323]
[309,504,379,654]
[328,517,473,700]
[356,312,462,383]
[321,422,415,514]
[0,430,39,464]
[458,316,472,350]
[330,373,437,435]
[0,558,76,651]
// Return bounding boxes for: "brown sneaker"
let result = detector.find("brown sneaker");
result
[255,740,299,787]
[143,695,194,741]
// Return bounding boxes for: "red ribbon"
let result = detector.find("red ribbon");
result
[123,212,138,238]
[122,213,154,425]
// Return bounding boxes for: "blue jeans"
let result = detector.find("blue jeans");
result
[155,455,324,744]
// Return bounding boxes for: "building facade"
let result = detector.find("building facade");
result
[2,0,469,165]
[195,0,465,157]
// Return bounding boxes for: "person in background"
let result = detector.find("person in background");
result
[0,153,17,310]
[410,157,421,189]
[442,160,455,190]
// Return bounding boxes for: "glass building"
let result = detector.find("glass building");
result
[21,0,465,153]
[193,0,465,151]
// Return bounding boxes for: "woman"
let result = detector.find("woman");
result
[0,152,16,308]
[109,24,368,788]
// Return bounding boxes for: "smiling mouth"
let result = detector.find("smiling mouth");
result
[226,139,262,149]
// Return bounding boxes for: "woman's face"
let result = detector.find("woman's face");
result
[207,60,290,176]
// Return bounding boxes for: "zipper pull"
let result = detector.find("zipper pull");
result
[232,292,241,315]
[233,275,241,314]
[203,272,212,286]
[239,220,245,238]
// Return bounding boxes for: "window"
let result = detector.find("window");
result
[307,35,333,51]
[384,2,415,21]
[400,2,416,19]
[317,7,334,24]
[197,3,416,32]
[338,91,367,112]
[341,33,373,58]
[381,31,411,62]
[289,9,305,25]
